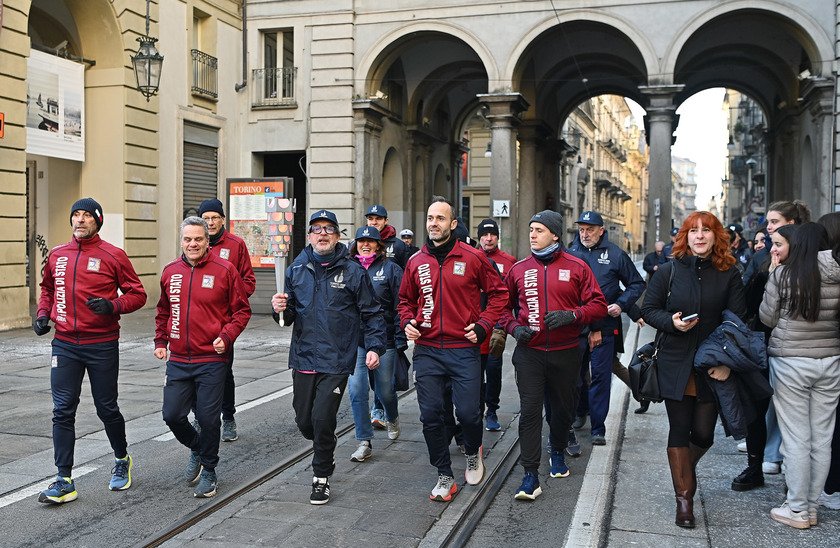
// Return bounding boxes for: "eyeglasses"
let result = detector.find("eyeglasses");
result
[202,215,223,223]
[309,225,338,235]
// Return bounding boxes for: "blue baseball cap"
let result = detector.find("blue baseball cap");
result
[365,204,388,218]
[670,227,679,237]
[309,209,339,227]
[576,211,604,226]
[354,226,381,241]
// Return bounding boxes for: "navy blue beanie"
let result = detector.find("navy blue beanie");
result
[70,198,104,230]
[199,199,225,218]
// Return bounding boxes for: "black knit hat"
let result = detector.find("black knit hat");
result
[199,199,225,218]
[477,218,499,237]
[70,198,104,230]
[530,210,564,239]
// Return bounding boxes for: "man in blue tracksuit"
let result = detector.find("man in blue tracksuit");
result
[567,211,645,445]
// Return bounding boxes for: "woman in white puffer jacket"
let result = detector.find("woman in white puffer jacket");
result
[760,222,840,529]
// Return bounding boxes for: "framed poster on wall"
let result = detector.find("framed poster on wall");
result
[227,177,292,268]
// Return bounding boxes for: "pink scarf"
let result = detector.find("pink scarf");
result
[356,254,376,269]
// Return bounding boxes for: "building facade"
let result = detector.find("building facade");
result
[0,0,837,328]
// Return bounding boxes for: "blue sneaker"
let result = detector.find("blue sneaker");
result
[550,451,570,478]
[370,408,386,429]
[485,411,501,431]
[566,429,582,457]
[194,469,218,498]
[109,455,132,491]
[38,476,78,504]
[185,451,202,483]
[514,472,542,501]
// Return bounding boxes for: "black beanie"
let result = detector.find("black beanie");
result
[530,210,564,239]
[477,218,499,237]
[199,199,225,218]
[70,198,104,230]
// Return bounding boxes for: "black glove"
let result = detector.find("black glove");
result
[488,328,507,358]
[544,310,576,330]
[86,297,114,315]
[33,316,51,336]
[472,323,487,344]
[512,325,536,344]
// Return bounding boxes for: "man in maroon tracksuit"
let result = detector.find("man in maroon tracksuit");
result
[398,196,509,502]
[500,210,607,501]
[155,216,251,498]
[198,199,256,442]
[476,218,517,431]
[35,197,147,504]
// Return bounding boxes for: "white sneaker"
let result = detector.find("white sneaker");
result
[809,508,818,526]
[430,474,457,501]
[350,440,372,462]
[770,501,810,529]
[465,447,485,485]
[818,490,840,510]
[763,461,781,474]
[386,417,400,440]
[737,440,747,452]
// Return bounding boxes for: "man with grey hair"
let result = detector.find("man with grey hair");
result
[155,216,252,499]
[272,209,386,505]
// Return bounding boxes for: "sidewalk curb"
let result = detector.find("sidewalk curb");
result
[564,320,651,547]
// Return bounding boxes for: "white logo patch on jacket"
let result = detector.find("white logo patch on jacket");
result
[453,262,466,276]
[202,275,215,289]
[598,249,610,265]
[220,248,230,260]
[87,258,101,271]
[330,270,346,289]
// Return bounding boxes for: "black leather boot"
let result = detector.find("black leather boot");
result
[731,454,765,491]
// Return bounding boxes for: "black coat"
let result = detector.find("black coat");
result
[641,256,746,401]
[694,309,773,438]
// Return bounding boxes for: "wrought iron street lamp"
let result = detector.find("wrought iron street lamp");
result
[131,0,164,101]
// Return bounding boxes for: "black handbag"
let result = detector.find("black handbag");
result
[628,262,675,403]
[628,342,663,402]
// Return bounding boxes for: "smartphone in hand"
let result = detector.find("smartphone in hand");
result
[681,313,699,321]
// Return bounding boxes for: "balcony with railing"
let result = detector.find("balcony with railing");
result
[191,49,218,99]
[252,67,297,108]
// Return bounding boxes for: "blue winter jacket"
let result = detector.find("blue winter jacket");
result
[568,231,646,334]
[350,251,406,350]
[282,243,387,374]
[694,309,773,439]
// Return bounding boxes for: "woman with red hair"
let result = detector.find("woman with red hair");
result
[642,211,746,528]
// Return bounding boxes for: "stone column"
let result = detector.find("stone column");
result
[639,85,683,249]
[352,100,386,227]
[517,121,551,254]
[801,77,834,214]
[478,93,530,257]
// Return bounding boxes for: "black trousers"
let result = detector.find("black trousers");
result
[514,345,581,474]
[51,339,126,477]
[292,370,348,478]
[162,360,227,470]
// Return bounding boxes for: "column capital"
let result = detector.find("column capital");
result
[352,99,388,133]
[800,77,834,118]
[478,93,530,128]
[518,120,552,143]
[638,84,685,99]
